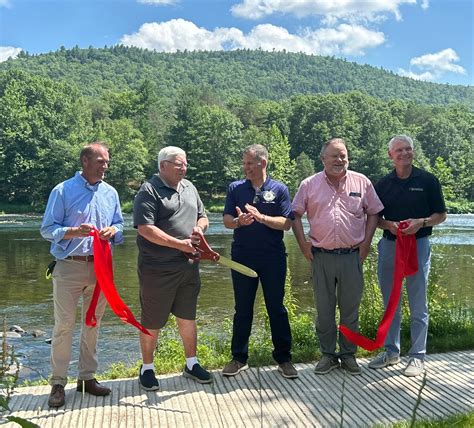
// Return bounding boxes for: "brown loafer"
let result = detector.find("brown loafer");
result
[76,378,111,396]
[48,384,65,408]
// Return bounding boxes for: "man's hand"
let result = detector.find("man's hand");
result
[98,226,116,241]
[358,241,371,262]
[244,203,264,223]
[385,220,399,236]
[400,218,424,235]
[236,206,254,226]
[301,241,313,262]
[180,238,198,254]
[190,226,203,245]
[77,223,94,237]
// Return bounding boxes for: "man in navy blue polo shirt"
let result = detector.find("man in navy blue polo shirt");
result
[222,144,297,379]
[368,135,447,377]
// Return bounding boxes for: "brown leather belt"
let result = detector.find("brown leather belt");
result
[66,255,94,262]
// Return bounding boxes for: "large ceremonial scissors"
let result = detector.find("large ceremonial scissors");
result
[185,230,258,278]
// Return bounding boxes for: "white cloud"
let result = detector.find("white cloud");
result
[0,46,22,62]
[397,68,435,81]
[0,0,11,7]
[137,0,177,5]
[231,0,417,22]
[410,48,466,74]
[120,19,384,56]
[420,0,429,10]
[398,48,466,82]
[120,19,227,52]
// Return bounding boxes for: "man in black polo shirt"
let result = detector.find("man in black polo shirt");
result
[222,144,297,379]
[368,135,447,377]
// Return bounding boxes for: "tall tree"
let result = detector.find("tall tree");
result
[0,70,91,205]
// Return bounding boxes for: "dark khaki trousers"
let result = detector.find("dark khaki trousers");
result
[311,251,364,356]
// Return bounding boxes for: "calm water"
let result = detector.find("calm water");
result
[1,213,473,381]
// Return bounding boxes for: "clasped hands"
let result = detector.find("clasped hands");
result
[387,218,423,236]
[236,204,265,226]
[76,223,116,241]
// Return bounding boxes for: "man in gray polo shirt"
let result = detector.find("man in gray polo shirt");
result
[133,146,212,390]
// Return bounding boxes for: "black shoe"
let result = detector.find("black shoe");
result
[183,363,213,384]
[314,355,340,375]
[340,355,362,375]
[138,365,160,391]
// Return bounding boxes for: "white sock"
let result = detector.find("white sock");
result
[186,357,198,370]
[141,363,155,375]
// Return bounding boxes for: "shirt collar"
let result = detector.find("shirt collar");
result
[76,171,101,191]
[155,174,187,191]
[245,175,271,190]
[389,166,421,180]
[323,170,347,186]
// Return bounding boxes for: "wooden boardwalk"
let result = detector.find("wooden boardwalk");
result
[3,351,473,427]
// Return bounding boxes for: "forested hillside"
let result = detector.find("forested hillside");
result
[1,47,473,107]
[0,48,472,212]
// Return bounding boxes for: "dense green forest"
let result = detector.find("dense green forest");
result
[0,47,472,212]
[1,47,473,106]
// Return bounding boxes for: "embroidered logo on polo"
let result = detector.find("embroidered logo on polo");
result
[262,190,276,202]
[409,187,424,192]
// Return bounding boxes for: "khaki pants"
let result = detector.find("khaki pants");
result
[50,259,106,386]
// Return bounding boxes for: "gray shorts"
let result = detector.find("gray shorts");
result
[138,263,201,329]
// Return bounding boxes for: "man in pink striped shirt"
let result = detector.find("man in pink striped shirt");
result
[292,138,383,375]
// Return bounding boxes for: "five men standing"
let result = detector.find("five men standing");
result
[41,135,447,401]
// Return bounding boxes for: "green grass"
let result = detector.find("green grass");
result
[393,411,474,427]
[95,256,473,380]
[0,202,43,215]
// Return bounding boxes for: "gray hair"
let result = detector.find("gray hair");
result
[157,146,186,171]
[243,144,268,161]
[320,138,346,157]
[388,135,414,151]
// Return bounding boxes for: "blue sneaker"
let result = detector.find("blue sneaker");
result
[183,363,213,384]
[138,365,159,391]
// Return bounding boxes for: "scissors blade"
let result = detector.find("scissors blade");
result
[217,255,258,278]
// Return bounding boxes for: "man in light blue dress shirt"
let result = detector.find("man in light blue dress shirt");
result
[41,141,124,408]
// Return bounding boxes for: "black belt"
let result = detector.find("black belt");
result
[66,255,94,262]
[312,247,359,255]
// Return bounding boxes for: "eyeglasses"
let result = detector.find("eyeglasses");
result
[164,160,189,169]
[242,161,262,168]
[253,188,263,204]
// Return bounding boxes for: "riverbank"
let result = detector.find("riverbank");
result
[1,214,473,384]
[1,200,472,215]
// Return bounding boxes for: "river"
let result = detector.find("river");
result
[1,213,473,381]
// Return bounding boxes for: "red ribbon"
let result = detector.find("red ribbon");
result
[338,221,418,351]
[85,229,151,336]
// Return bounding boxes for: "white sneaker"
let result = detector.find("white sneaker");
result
[404,358,425,377]
[368,352,401,369]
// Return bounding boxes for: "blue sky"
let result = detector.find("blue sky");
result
[0,0,472,86]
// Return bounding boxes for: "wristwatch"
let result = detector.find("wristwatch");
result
[233,217,240,228]
[422,218,428,227]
